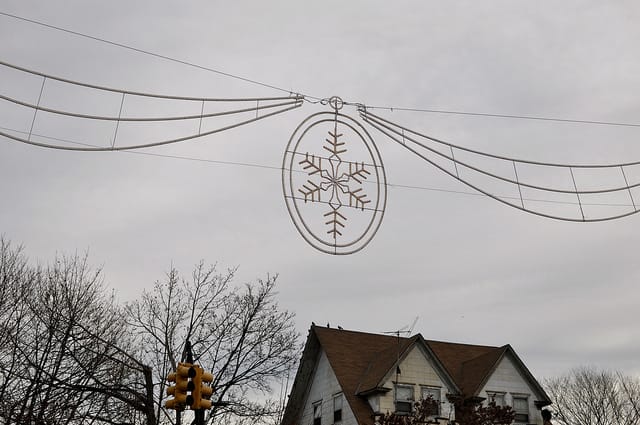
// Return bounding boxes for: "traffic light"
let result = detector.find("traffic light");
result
[166,362,215,410]
[192,366,214,409]
[165,362,195,410]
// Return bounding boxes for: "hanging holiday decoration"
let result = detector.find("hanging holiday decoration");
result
[0,60,303,151]
[281,97,387,255]
[2,60,640,256]
[359,108,640,223]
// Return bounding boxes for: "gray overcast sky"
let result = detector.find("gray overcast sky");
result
[1,1,639,381]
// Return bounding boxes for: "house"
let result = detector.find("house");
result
[281,325,551,425]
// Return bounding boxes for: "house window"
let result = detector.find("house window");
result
[313,401,322,425]
[333,393,343,423]
[487,392,505,406]
[395,384,414,415]
[421,386,441,415]
[512,396,529,423]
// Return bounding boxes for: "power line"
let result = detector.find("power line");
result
[1,124,635,210]
[3,11,640,129]
[0,11,321,101]
[358,104,640,129]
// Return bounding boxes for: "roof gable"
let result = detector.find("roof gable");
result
[425,339,503,396]
[355,334,418,394]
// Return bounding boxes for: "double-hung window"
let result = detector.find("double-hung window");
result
[486,392,505,407]
[333,393,343,423]
[313,401,322,425]
[395,384,414,415]
[421,386,441,416]
[512,396,529,423]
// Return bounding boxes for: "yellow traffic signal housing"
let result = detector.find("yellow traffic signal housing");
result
[192,366,215,409]
[165,362,194,410]
[166,362,214,410]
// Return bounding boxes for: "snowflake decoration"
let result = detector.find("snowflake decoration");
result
[282,109,387,255]
[297,125,372,239]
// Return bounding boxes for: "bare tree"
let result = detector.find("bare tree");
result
[377,398,440,425]
[0,237,35,422]
[1,239,299,425]
[545,367,640,425]
[376,395,514,425]
[0,240,155,425]
[125,262,300,425]
[449,396,515,425]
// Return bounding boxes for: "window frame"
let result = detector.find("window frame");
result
[486,391,505,407]
[313,400,322,425]
[512,395,530,424]
[420,386,442,416]
[333,393,343,423]
[394,384,415,415]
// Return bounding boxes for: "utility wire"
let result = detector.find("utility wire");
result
[358,104,640,129]
[0,11,321,101]
[1,124,635,209]
[3,10,640,129]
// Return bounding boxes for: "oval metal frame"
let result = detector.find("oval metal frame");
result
[282,112,387,255]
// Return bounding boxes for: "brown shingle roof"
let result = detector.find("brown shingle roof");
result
[314,326,414,425]
[282,325,550,425]
[425,340,506,396]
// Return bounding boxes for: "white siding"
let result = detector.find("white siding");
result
[376,346,453,420]
[480,353,544,425]
[301,351,357,425]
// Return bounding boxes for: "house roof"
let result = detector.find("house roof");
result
[425,339,507,396]
[281,325,551,425]
[314,326,414,425]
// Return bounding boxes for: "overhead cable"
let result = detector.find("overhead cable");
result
[4,11,640,128]
[2,124,636,210]
[357,104,640,129]
[0,11,321,101]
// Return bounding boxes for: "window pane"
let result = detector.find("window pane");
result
[421,387,441,415]
[514,413,529,422]
[395,401,413,414]
[396,385,414,415]
[333,394,343,423]
[422,387,440,402]
[513,397,529,423]
[334,395,342,410]
[488,392,505,406]
[396,385,413,401]
[313,401,322,425]
[513,397,528,412]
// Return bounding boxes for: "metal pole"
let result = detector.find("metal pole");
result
[186,340,194,363]
[195,409,205,425]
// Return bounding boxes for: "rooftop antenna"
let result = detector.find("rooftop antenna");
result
[382,316,420,389]
[383,316,419,337]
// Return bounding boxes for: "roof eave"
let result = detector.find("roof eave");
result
[356,386,392,397]
[280,326,322,425]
